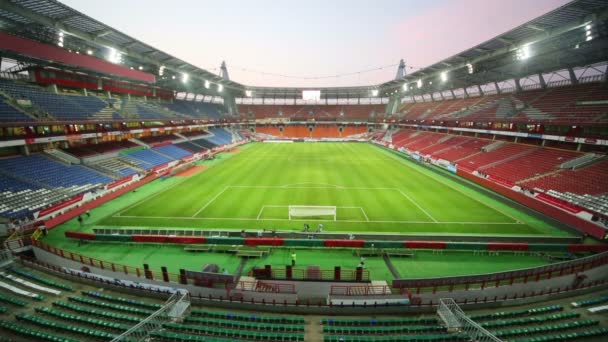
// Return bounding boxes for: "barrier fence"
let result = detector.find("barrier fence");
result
[394,249,608,294]
[63,230,608,253]
[20,255,608,310]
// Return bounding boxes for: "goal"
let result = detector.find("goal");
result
[288,205,337,221]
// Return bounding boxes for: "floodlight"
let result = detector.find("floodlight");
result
[466,63,474,74]
[59,31,64,37]
[516,44,531,60]
[107,48,122,64]
[172,75,176,80]
[159,65,166,76]
[440,71,448,82]
[181,73,189,83]
[371,89,379,97]
[217,84,223,92]
[138,66,143,70]
[245,90,252,97]
[86,49,93,55]
[585,24,592,30]
[204,80,210,89]
[416,79,422,88]
[586,36,593,41]
[403,83,408,91]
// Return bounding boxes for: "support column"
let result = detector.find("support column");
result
[538,73,547,89]
[463,87,469,98]
[82,88,88,96]
[568,67,578,85]
[514,78,522,92]
[48,84,58,94]
[477,85,483,96]
[494,82,501,94]
[450,89,456,98]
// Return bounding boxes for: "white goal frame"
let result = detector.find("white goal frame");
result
[288,205,337,221]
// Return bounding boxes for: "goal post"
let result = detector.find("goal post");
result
[288,205,337,221]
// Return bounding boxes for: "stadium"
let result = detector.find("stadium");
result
[0,0,607,340]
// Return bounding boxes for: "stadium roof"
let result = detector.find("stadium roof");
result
[380,0,608,97]
[0,0,244,94]
[0,0,606,99]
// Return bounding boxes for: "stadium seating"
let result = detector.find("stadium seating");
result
[166,100,225,119]
[521,160,608,195]
[90,158,139,178]
[203,128,234,145]
[0,154,112,188]
[63,140,138,157]
[239,104,384,119]
[120,149,173,170]
[175,141,208,153]
[139,134,180,145]
[457,143,536,170]
[0,98,33,122]
[0,79,108,120]
[256,125,282,136]
[482,148,581,183]
[153,145,193,160]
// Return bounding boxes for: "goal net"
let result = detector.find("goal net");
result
[288,205,337,221]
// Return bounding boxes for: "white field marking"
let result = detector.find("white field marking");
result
[115,175,191,217]
[360,207,370,222]
[191,186,229,217]
[115,215,523,225]
[256,206,266,220]
[383,150,522,223]
[281,182,342,188]
[396,189,438,222]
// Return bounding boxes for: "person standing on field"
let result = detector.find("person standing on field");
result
[291,251,297,267]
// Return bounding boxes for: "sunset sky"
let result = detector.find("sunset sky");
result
[62,0,571,88]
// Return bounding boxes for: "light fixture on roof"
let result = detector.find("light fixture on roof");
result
[371,89,379,97]
[86,49,93,55]
[403,83,408,92]
[107,47,122,64]
[516,44,531,60]
[585,22,594,41]
[172,75,176,80]
[204,80,210,89]
[245,90,252,97]
[217,84,223,92]
[159,65,166,76]
[138,66,143,70]
[416,79,422,89]
[181,73,189,83]
[440,71,448,82]
[466,63,474,74]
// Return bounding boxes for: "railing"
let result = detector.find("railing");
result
[394,250,608,293]
[233,280,296,294]
[32,239,183,284]
[251,266,370,282]
[20,255,608,310]
[111,290,189,342]
[330,284,392,296]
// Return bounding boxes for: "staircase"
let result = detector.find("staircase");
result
[560,153,603,170]
[479,147,538,170]
[91,106,117,120]
[119,98,139,118]
[482,141,505,152]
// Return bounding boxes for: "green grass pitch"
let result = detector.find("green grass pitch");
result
[93,142,569,236]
